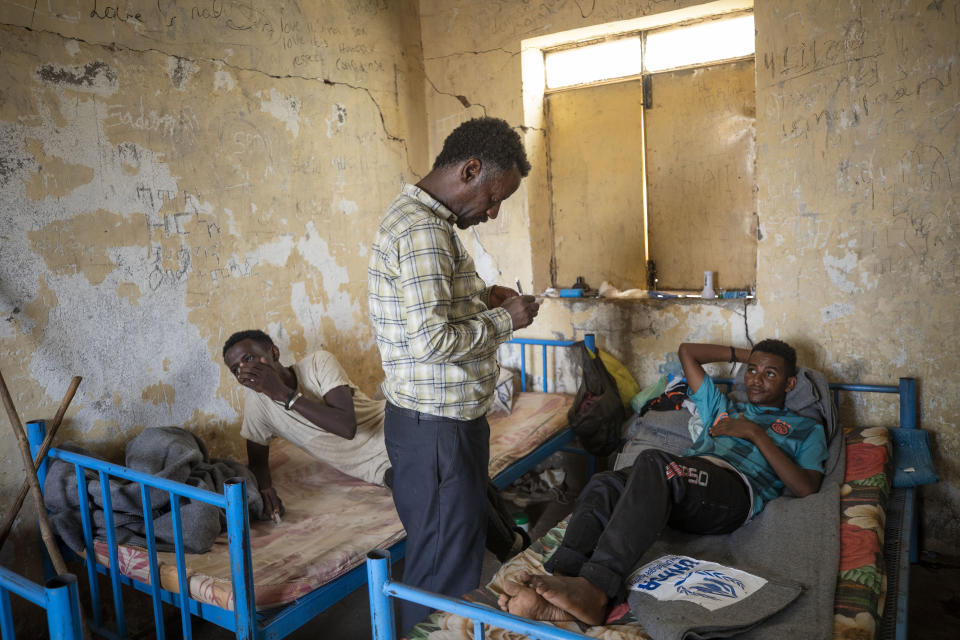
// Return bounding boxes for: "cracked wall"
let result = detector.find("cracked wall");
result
[419,0,960,555]
[0,0,427,594]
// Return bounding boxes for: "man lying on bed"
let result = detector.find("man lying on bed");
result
[221,329,528,561]
[498,339,828,625]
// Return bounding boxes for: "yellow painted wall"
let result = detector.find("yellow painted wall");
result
[420,0,960,556]
[0,0,427,600]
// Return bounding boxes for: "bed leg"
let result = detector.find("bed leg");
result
[367,550,397,640]
[226,479,256,640]
[897,377,920,564]
[45,574,84,640]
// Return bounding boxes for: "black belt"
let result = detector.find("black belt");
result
[385,402,482,424]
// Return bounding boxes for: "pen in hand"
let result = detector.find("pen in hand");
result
[515,278,523,295]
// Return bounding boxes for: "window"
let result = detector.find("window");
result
[533,9,757,293]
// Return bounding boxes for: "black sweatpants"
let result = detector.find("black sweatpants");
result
[383,403,490,634]
[544,449,751,602]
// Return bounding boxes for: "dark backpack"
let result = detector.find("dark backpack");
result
[567,341,626,457]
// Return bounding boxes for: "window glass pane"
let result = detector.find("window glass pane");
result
[545,37,642,89]
[546,80,647,290]
[644,14,754,72]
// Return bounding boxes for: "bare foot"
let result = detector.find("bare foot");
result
[498,578,575,622]
[527,574,609,626]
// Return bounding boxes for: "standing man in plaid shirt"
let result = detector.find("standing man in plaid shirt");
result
[368,117,540,632]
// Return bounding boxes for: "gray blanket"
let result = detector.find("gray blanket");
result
[628,439,842,639]
[621,367,842,639]
[45,426,263,554]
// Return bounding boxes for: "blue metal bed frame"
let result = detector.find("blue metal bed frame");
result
[0,568,84,640]
[24,336,591,639]
[366,376,922,640]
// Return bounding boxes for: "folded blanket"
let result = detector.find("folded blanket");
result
[627,555,802,640]
[45,426,263,554]
[628,434,843,640]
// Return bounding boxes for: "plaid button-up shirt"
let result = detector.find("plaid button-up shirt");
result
[367,184,513,420]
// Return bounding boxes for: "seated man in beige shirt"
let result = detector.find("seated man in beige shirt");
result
[222,329,528,561]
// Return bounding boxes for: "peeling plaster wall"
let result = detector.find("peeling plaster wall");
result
[420,0,960,555]
[0,0,427,595]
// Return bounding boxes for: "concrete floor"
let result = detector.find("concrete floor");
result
[907,552,960,640]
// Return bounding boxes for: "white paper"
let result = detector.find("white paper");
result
[627,555,767,611]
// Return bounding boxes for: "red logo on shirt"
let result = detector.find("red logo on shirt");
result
[771,419,791,435]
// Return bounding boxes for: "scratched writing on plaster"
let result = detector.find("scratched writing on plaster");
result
[485,0,665,43]
[336,57,384,74]
[190,0,223,20]
[144,240,262,293]
[147,212,221,240]
[147,245,191,291]
[106,99,200,141]
[89,0,143,22]
[142,190,223,238]
[136,185,178,211]
[761,18,881,86]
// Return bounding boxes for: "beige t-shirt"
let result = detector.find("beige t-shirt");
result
[240,350,391,485]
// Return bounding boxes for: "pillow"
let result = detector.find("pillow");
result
[614,409,693,471]
[627,555,802,640]
[488,366,519,416]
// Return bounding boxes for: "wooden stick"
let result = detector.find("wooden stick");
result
[0,376,82,549]
[0,369,69,576]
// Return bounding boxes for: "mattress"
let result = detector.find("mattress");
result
[89,391,574,610]
[407,425,895,640]
[487,392,574,478]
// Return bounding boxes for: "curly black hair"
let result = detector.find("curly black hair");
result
[432,117,531,177]
[751,339,798,377]
[222,329,274,358]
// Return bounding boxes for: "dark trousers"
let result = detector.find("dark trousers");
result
[382,472,520,563]
[384,403,490,634]
[544,449,751,602]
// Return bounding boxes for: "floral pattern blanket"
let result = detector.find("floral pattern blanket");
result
[834,426,893,640]
[408,426,894,640]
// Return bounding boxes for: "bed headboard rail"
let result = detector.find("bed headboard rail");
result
[506,334,595,393]
[827,378,917,429]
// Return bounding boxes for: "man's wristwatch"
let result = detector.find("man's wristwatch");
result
[285,390,303,411]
